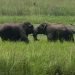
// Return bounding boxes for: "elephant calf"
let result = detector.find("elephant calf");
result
[33,23,74,42]
[0,22,34,43]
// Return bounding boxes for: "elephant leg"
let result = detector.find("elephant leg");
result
[47,32,57,42]
[58,31,64,43]
[20,36,29,43]
[52,31,58,42]
[20,31,29,43]
[59,34,64,43]
[53,31,58,42]
[47,33,53,41]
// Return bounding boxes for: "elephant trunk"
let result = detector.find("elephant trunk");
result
[33,28,38,41]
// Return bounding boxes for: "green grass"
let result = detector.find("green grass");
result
[0,0,75,16]
[0,16,75,24]
[0,39,75,75]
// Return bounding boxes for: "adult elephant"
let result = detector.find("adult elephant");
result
[0,22,34,43]
[33,23,74,42]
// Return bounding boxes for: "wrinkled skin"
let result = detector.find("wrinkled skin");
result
[0,22,34,43]
[33,23,74,42]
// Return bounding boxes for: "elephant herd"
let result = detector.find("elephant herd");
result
[0,22,75,43]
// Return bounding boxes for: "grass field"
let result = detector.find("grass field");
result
[0,36,75,75]
[0,16,75,24]
[0,16,75,75]
[0,0,75,16]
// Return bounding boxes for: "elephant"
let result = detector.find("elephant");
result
[0,22,34,43]
[33,23,74,42]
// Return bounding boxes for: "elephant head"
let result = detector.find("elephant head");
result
[22,22,34,35]
[33,23,48,41]
[37,23,47,34]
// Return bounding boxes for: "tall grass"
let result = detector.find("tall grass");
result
[0,39,75,75]
[0,0,75,16]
